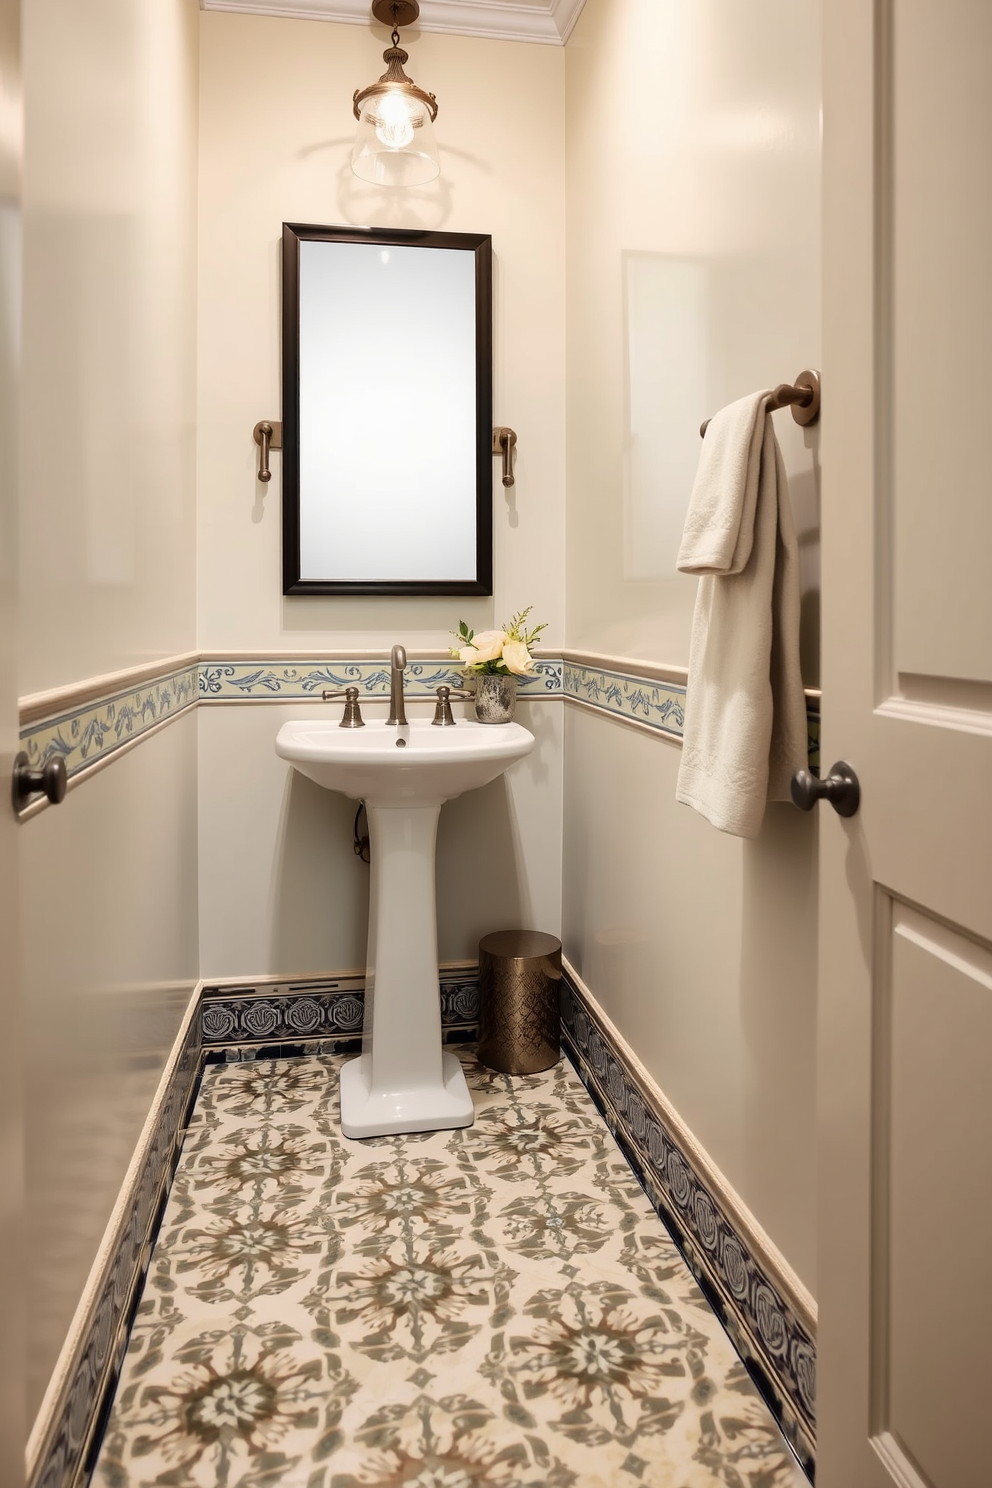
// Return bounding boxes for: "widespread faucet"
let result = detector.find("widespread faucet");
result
[387,644,407,726]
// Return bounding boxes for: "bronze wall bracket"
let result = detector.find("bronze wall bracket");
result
[253,420,282,483]
[492,426,517,487]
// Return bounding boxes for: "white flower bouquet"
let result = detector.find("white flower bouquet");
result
[450,607,548,677]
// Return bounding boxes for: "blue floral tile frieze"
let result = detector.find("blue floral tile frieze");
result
[20,665,198,784]
[198,659,563,702]
[564,662,687,737]
[559,974,816,1477]
[18,653,816,790]
[565,660,821,769]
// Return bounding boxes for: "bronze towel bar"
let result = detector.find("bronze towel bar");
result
[699,368,820,438]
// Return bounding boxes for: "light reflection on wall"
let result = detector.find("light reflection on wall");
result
[623,252,708,581]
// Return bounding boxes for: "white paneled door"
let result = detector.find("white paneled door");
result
[819,3,992,1486]
[0,0,24,1477]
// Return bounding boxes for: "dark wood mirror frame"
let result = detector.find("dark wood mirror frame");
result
[281,222,493,597]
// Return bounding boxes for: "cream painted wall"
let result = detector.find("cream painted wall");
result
[20,0,199,695]
[195,12,565,975]
[196,11,565,652]
[18,0,201,1425]
[563,710,818,1286]
[563,0,821,1291]
[566,0,821,677]
[22,717,198,1418]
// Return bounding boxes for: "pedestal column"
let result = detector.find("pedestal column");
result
[338,797,474,1138]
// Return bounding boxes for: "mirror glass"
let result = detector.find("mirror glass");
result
[282,224,493,596]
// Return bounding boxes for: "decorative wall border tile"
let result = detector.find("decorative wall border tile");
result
[18,664,198,787]
[200,968,480,1047]
[16,649,820,802]
[564,658,821,770]
[197,658,562,702]
[564,660,687,737]
[28,995,202,1488]
[565,666,820,773]
[559,970,816,1480]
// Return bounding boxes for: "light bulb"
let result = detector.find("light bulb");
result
[373,91,416,150]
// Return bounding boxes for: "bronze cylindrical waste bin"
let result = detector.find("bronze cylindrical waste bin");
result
[477,929,562,1074]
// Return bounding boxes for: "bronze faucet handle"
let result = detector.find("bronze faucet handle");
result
[432,686,455,726]
[432,684,473,726]
[321,686,365,728]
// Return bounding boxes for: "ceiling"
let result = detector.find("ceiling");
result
[200,0,587,46]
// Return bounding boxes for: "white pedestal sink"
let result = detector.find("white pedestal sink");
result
[274,717,535,1138]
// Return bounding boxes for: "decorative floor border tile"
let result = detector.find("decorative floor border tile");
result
[559,971,816,1480]
[198,658,563,702]
[18,664,198,786]
[28,1002,202,1488]
[201,969,480,1047]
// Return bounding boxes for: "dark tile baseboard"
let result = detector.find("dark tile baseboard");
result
[28,1004,202,1488]
[559,970,816,1480]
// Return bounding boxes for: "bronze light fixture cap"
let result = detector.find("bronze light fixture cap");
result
[371,0,419,24]
[352,45,438,125]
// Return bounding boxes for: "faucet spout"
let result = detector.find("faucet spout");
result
[387,644,408,726]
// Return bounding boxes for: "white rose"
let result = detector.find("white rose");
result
[501,640,535,676]
[461,629,506,665]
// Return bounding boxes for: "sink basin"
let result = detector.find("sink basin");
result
[274,718,535,804]
[275,714,536,1140]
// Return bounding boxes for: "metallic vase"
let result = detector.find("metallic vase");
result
[478,929,562,1074]
[474,672,517,723]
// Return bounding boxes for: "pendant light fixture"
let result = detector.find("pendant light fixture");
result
[352,0,440,186]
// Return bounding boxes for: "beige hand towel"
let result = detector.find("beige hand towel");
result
[675,390,807,838]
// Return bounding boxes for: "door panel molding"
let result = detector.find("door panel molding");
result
[879,674,992,737]
[869,894,992,1488]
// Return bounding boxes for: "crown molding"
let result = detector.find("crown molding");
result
[200,0,586,46]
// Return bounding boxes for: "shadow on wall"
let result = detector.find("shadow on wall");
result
[739,802,818,1289]
[292,134,492,234]
[437,774,525,962]
[270,767,371,975]
[270,764,530,974]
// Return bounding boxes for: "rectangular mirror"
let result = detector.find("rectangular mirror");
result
[281,223,493,596]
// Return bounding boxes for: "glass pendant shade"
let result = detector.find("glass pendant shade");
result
[352,37,439,186]
[352,87,440,185]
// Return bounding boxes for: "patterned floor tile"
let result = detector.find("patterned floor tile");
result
[185,1057,339,1137]
[95,1308,357,1488]
[159,1114,340,1245]
[95,1050,807,1488]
